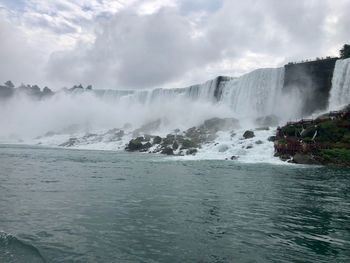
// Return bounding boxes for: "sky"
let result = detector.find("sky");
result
[0,0,349,90]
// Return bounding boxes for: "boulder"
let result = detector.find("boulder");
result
[255,140,263,145]
[186,148,198,155]
[292,153,321,165]
[162,134,175,145]
[153,136,162,145]
[243,130,255,139]
[268,136,276,142]
[230,155,239,160]
[181,139,198,149]
[161,147,174,155]
[126,138,143,151]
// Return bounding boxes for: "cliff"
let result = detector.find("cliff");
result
[283,58,338,115]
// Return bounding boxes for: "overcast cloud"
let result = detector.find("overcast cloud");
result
[0,0,349,89]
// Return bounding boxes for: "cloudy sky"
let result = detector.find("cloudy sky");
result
[0,0,349,90]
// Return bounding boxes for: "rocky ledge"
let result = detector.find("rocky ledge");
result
[273,105,350,167]
[125,117,241,156]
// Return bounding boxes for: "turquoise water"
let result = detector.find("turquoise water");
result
[0,144,350,262]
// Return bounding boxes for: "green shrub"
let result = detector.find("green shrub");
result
[319,149,350,163]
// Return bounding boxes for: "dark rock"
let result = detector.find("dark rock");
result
[59,138,78,147]
[268,136,276,142]
[230,155,239,160]
[153,136,162,144]
[255,140,263,145]
[161,147,174,155]
[143,142,152,149]
[243,130,255,139]
[292,153,321,165]
[186,148,198,155]
[283,58,338,115]
[126,138,143,151]
[163,134,175,145]
[172,141,179,151]
[246,145,253,149]
[279,154,292,161]
[181,139,198,149]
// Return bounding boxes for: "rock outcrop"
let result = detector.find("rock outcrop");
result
[273,105,350,166]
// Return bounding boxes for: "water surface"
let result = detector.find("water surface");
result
[0,145,350,262]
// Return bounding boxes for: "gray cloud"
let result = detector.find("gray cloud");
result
[1,0,350,89]
[47,8,219,88]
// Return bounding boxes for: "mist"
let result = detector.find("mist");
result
[0,66,309,142]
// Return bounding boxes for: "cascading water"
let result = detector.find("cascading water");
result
[0,66,288,162]
[89,68,285,122]
[329,58,350,110]
[92,77,234,105]
[219,68,285,119]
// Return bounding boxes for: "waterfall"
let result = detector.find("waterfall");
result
[88,68,284,120]
[91,77,233,105]
[219,68,285,118]
[329,58,350,110]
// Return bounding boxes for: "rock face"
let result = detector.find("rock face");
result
[243,130,255,139]
[125,117,240,156]
[126,138,144,151]
[283,58,338,115]
[273,105,350,167]
[292,153,321,165]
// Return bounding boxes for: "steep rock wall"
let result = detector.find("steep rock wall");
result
[283,58,338,115]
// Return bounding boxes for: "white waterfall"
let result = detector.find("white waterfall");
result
[329,58,350,110]
[219,68,284,118]
[88,68,284,121]
[92,77,233,105]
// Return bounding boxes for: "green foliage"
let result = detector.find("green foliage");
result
[319,149,350,163]
[316,120,347,142]
[340,44,350,59]
[282,125,299,137]
[341,134,350,144]
[278,138,287,145]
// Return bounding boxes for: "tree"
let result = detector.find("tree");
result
[4,80,14,88]
[340,44,350,59]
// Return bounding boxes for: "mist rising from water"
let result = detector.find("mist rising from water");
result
[0,66,309,141]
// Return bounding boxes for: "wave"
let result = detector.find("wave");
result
[0,231,46,263]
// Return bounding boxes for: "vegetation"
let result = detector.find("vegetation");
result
[340,44,350,59]
[0,81,94,100]
[319,149,350,165]
[274,105,350,166]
